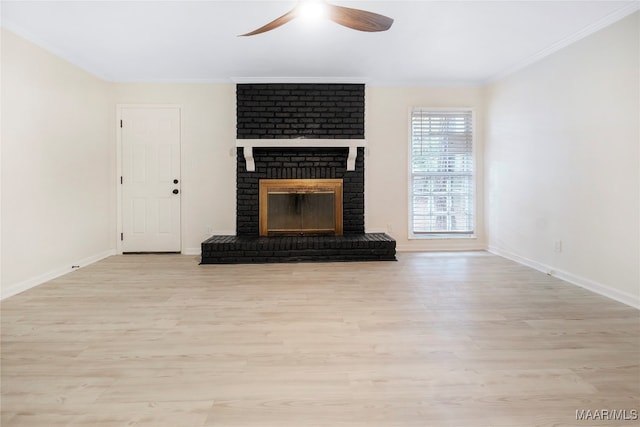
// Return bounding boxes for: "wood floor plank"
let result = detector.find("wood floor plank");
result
[1,252,638,426]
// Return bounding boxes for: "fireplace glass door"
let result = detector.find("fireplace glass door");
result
[259,179,343,236]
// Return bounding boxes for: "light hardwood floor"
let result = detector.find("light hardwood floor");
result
[1,252,638,427]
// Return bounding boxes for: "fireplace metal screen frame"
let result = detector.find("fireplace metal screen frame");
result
[259,179,344,236]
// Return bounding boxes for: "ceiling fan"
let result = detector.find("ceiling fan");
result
[239,0,394,36]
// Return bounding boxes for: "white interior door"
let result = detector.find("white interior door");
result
[121,107,181,252]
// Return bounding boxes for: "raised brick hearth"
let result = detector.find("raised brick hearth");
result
[200,83,396,264]
[201,234,396,264]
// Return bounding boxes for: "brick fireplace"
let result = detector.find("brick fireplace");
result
[201,83,396,264]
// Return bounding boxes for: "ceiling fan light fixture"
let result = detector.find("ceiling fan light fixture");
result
[238,0,393,36]
[296,1,328,24]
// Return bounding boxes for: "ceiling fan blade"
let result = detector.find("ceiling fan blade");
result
[239,8,297,36]
[327,4,394,32]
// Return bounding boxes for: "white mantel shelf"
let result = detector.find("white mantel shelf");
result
[236,139,367,172]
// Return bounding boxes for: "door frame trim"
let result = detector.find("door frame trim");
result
[116,104,183,254]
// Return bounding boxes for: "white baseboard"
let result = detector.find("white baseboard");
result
[183,248,202,256]
[397,243,486,252]
[487,245,551,274]
[1,249,116,300]
[488,245,640,309]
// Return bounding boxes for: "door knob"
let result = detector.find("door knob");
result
[172,189,179,194]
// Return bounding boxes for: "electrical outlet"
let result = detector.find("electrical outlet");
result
[554,240,562,253]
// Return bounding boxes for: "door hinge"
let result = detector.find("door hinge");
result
[120,176,123,184]
[120,120,123,128]
[121,233,124,241]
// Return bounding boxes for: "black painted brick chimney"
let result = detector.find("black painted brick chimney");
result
[237,83,365,139]
[235,83,366,237]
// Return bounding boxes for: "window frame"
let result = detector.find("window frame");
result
[408,107,477,240]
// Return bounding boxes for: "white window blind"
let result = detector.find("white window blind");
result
[410,109,474,235]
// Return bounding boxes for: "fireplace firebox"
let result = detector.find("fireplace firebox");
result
[259,179,343,236]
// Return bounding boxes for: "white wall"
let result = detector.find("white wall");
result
[366,86,486,251]
[112,83,237,254]
[1,29,113,298]
[485,13,640,307]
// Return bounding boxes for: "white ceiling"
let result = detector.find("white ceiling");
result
[2,0,638,85]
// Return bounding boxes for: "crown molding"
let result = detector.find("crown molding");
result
[485,1,640,84]
[231,76,370,84]
[1,21,114,82]
[115,78,232,84]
